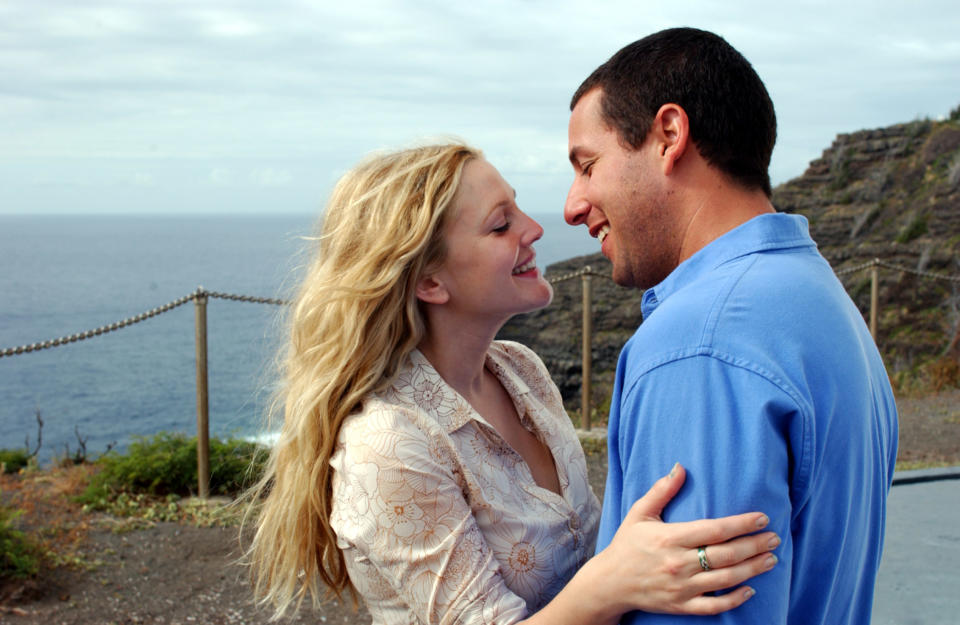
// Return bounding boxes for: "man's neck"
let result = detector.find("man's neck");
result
[675,173,775,266]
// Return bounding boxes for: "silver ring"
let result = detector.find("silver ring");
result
[697,546,711,571]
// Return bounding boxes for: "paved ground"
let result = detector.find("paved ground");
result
[872,467,960,625]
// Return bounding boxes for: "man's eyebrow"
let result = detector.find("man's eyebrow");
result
[568,146,585,167]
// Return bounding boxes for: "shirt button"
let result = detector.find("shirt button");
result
[569,516,580,530]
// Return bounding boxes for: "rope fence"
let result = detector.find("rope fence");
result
[0,289,290,359]
[7,258,953,363]
[0,272,601,360]
[2,257,957,494]
[835,258,960,281]
[0,294,196,358]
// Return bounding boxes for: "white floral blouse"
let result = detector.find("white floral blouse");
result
[330,341,601,625]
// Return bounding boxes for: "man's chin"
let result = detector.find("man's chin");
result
[610,265,634,289]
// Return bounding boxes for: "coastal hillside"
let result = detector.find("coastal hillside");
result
[499,107,960,410]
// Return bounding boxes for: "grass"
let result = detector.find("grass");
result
[891,355,960,396]
[70,432,267,530]
[895,459,956,472]
[78,432,267,505]
[0,432,267,582]
[577,435,607,457]
[0,463,96,578]
[0,503,41,581]
[896,212,929,244]
[0,449,32,474]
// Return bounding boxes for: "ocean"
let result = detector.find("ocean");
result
[0,213,597,464]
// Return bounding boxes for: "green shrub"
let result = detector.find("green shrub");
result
[896,213,929,244]
[926,355,960,391]
[0,449,31,474]
[829,155,852,191]
[79,432,267,504]
[0,504,41,580]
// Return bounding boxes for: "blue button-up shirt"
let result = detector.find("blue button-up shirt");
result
[598,213,898,624]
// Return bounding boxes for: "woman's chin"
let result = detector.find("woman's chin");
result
[522,282,554,313]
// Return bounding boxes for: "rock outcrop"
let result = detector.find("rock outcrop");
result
[774,117,960,376]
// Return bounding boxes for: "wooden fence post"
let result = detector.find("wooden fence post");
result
[581,267,593,431]
[194,287,210,499]
[870,259,879,342]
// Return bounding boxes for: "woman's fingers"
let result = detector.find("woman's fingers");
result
[666,551,778,615]
[693,531,780,571]
[608,466,781,616]
[666,511,771,548]
[623,463,686,523]
[680,586,758,616]
[690,550,779,595]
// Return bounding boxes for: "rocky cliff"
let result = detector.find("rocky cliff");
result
[499,110,960,410]
[774,114,960,384]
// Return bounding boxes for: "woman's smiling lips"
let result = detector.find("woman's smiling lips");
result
[512,255,538,276]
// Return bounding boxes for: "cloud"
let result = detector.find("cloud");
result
[130,172,155,186]
[208,168,233,185]
[252,168,293,187]
[2,0,959,213]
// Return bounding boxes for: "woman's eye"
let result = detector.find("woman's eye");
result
[493,221,510,233]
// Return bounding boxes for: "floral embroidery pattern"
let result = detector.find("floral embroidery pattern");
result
[330,341,601,624]
[509,542,536,573]
[412,379,443,411]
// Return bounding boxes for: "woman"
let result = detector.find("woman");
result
[245,143,778,624]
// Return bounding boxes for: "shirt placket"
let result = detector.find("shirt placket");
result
[514,400,588,561]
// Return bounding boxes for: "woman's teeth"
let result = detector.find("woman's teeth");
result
[598,225,610,244]
[512,258,536,275]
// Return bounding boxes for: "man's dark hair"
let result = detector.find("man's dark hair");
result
[571,28,777,197]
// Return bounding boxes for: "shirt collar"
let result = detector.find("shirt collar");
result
[404,346,531,434]
[642,213,816,318]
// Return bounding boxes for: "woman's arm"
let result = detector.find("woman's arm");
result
[519,464,778,625]
[334,406,776,625]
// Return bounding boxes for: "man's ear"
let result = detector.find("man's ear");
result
[415,274,449,305]
[652,103,690,176]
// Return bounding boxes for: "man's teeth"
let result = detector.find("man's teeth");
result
[598,225,610,244]
[512,258,536,275]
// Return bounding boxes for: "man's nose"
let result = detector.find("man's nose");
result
[564,181,590,226]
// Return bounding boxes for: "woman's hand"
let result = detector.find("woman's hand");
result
[579,463,778,621]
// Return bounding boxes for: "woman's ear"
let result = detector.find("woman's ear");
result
[415,274,449,305]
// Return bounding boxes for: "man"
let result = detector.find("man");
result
[564,28,898,623]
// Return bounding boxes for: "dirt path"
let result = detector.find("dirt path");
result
[2,389,958,624]
[2,521,365,625]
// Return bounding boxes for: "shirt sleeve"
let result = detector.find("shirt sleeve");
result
[612,354,806,624]
[331,404,530,625]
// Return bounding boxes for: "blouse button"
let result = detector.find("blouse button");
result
[569,516,580,530]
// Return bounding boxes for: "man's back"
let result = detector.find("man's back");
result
[599,214,898,623]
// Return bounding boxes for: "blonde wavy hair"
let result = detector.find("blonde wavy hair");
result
[243,143,481,618]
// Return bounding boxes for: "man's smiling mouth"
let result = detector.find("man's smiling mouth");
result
[597,224,610,244]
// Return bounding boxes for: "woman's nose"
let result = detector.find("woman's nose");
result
[520,213,544,246]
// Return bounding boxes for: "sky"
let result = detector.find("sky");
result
[2,0,959,217]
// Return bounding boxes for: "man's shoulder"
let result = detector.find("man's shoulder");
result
[628,257,747,349]
[620,246,842,380]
